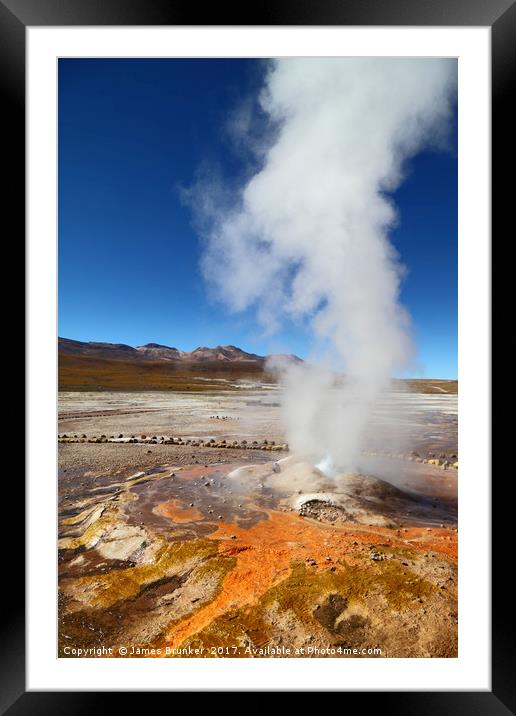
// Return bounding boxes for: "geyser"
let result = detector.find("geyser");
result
[195,58,457,473]
[315,454,338,478]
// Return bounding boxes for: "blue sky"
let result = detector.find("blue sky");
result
[58,59,457,378]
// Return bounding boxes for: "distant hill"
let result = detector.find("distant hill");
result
[58,337,303,391]
[59,337,139,361]
[135,343,183,361]
[187,345,263,363]
[58,337,456,394]
[58,337,289,366]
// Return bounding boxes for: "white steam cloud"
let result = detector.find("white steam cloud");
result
[195,58,456,472]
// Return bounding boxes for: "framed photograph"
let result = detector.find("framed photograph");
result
[3,0,510,709]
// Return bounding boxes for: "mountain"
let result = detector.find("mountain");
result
[58,337,305,390]
[135,343,183,361]
[58,337,282,365]
[59,337,139,361]
[267,353,304,366]
[57,338,456,394]
[134,343,265,363]
[187,345,264,364]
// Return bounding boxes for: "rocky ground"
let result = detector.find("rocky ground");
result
[58,439,457,658]
[58,387,458,459]
[58,388,458,658]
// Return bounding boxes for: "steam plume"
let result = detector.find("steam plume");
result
[196,58,456,472]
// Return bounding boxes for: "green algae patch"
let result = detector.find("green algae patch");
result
[180,605,269,656]
[191,554,236,586]
[59,549,238,654]
[62,538,220,609]
[365,545,421,562]
[266,559,435,614]
[146,554,239,649]
[181,558,436,654]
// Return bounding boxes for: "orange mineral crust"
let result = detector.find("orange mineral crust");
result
[58,453,458,659]
[154,499,204,523]
[159,509,457,654]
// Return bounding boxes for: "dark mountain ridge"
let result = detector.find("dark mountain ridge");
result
[58,337,302,366]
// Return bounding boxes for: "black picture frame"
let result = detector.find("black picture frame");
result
[3,0,512,711]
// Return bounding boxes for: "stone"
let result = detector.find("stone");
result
[370,552,385,561]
